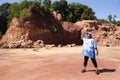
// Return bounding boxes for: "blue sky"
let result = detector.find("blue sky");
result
[0,0,120,21]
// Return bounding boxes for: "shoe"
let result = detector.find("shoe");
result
[96,70,100,75]
[81,70,86,73]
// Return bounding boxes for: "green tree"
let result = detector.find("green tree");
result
[0,2,11,34]
[81,7,96,20]
[52,0,68,21]
[108,14,112,22]
[116,21,120,26]
[107,14,118,24]
[7,0,41,24]
[19,0,28,9]
[52,1,60,12]
[7,2,20,24]
[43,0,51,8]
[20,8,28,17]
[66,3,85,22]
[0,31,2,39]
[32,0,41,6]
[98,19,109,24]
[113,15,116,24]
[52,1,96,22]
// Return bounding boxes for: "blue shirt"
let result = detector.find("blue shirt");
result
[82,37,97,58]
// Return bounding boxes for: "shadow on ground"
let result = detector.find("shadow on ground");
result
[99,68,116,73]
[87,68,116,74]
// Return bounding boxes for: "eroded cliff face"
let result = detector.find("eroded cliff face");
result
[0,6,83,48]
[0,6,120,48]
[77,20,120,47]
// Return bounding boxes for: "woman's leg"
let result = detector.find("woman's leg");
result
[91,58,98,68]
[83,56,89,70]
[91,58,99,74]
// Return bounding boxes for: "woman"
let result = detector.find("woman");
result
[81,30,99,75]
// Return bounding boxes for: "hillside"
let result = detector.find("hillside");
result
[0,5,120,48]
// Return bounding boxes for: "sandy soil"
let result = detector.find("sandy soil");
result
[0,46,120,80]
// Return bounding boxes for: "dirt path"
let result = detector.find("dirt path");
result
[0,46,120,80]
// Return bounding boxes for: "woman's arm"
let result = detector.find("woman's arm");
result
[81,28,87,38]
[95,48,99,55]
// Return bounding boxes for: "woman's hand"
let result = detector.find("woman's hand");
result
[95,48,99,56]
[96,50,99,56]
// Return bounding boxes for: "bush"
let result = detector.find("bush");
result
[0,31,2,39]
[50,24,58,32]
[20,8,28,17]
[116,21,120,26]
[98,19,109,24]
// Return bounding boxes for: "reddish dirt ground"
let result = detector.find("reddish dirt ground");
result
[0,46,120,80]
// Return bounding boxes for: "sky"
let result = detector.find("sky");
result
[0,0,120,21]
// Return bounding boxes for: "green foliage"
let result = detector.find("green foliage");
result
[107,14,117,24]
[49,24,58,32]
[52,1,96,22]
[43,0,51,8]
[66,3,84,22]
[52,1,60,12]
[0,14,7,34]
[52,0,68,20]
[0,31,2,39]
[113,15,117,24]
[0,0,42,36]
[81,7,96,20]
[52,0,67,12]
[0,2,10,13]
[116,21,120,26]
[19,0,29,10]
[98,15,119,26]
[20,8,27,17]
[7,2,20,24]
[32,0,41,6]
[108,15,112,22]
[98,19,109,24]
[19,0,40,9]
[0,2,11,34]
[7,0,41,24]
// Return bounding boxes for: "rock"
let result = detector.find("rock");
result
[71,44,76,47]
[53,11,62,20]
[45,44,55,49]
[58,44,62,47]
[33,40,45,48]
[66,44,72,47]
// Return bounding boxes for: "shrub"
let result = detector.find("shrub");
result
[20,8,28,18]
[0,31,2,39]
[50,24,58,32]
